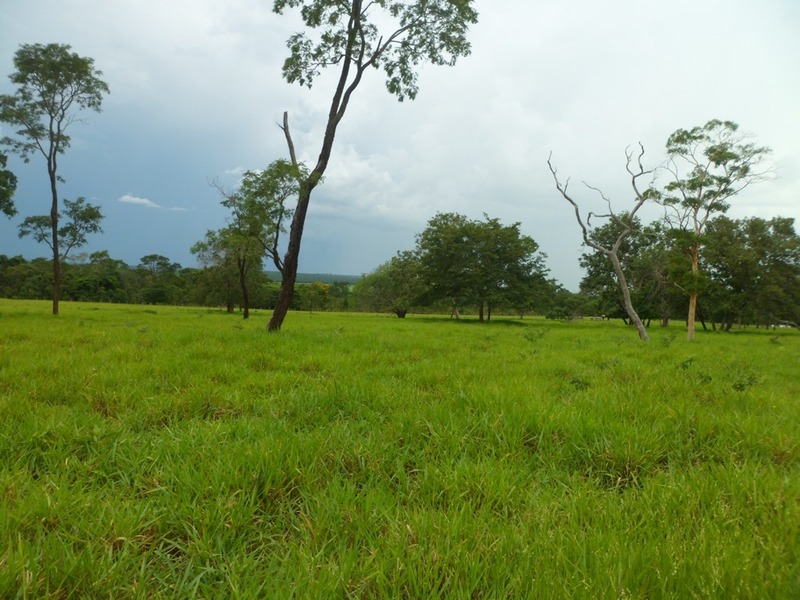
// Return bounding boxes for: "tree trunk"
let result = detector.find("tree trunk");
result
[687,292,698,340]
[478,302,485,322]
[268,185,311,332]
[686,245,700,340]
[269,272,296,331]
[238,257,250,320]
[49,165,60,315]
[608,252,649,341]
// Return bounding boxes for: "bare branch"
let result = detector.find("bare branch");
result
[548,149,651,341]
[280,111,298,167]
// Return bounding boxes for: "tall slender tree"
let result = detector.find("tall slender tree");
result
[268,0,478,331]
[0,43,109,314]
[656,119,770,340]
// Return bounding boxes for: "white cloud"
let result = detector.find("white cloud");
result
[118,194,160,208]
[118,194,188,212]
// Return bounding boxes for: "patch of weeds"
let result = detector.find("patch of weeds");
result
[660,332,678,347]
[769,335,782,345]
[732,372,760,392]
[678,357,695,370]
[569,375,590,391]
[596,358,620,370]
[522,329,548,344]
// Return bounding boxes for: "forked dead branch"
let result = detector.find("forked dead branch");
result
[548,144,655,341]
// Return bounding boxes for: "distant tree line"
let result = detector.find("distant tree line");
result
[3,209,797,329]
[0,252,354,313]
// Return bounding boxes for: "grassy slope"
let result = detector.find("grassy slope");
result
[1,299,798,598]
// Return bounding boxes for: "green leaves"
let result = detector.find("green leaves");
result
[276,0,478,101]
[0,44,109,162]
[18,197,103,259]
[0,152,17,218]
[415,212,548,314]
[662,119,771,216]
[219,159,307,273]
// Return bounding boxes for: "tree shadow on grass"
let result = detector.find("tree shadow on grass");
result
[410,315,534,328]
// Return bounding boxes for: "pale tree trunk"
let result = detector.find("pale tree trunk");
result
[686,244,700,341]
[686,293,698,340]
[608,252,649,341]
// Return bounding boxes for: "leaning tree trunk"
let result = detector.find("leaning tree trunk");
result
[608,252,649,341]
[268,186,311,332]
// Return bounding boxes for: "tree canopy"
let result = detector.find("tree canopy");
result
[353,251,423,318]
[415,212,549,321]
[18,197,103,262]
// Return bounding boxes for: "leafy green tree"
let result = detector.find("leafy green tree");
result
[268,0,478,332]
[354,251,423,318]
[703,216,800,329]
[415,213,548,321]
[216,160,302,318]
[548,146,655,340]
[136,254,185,305]
[657,119,771,340]
[0,152,16,218]
[191,229,241,312]
[18,197,103,274]
[63,251,128,303]
[305,281,331,313]
[544,285,594,321]
[327,281,353,311]
[0,43,109,314]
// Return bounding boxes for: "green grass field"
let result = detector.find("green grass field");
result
[1,299,798,598]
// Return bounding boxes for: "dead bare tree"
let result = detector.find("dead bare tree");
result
[547,145,654,341]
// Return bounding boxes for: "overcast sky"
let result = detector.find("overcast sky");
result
[1,0,798,290]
